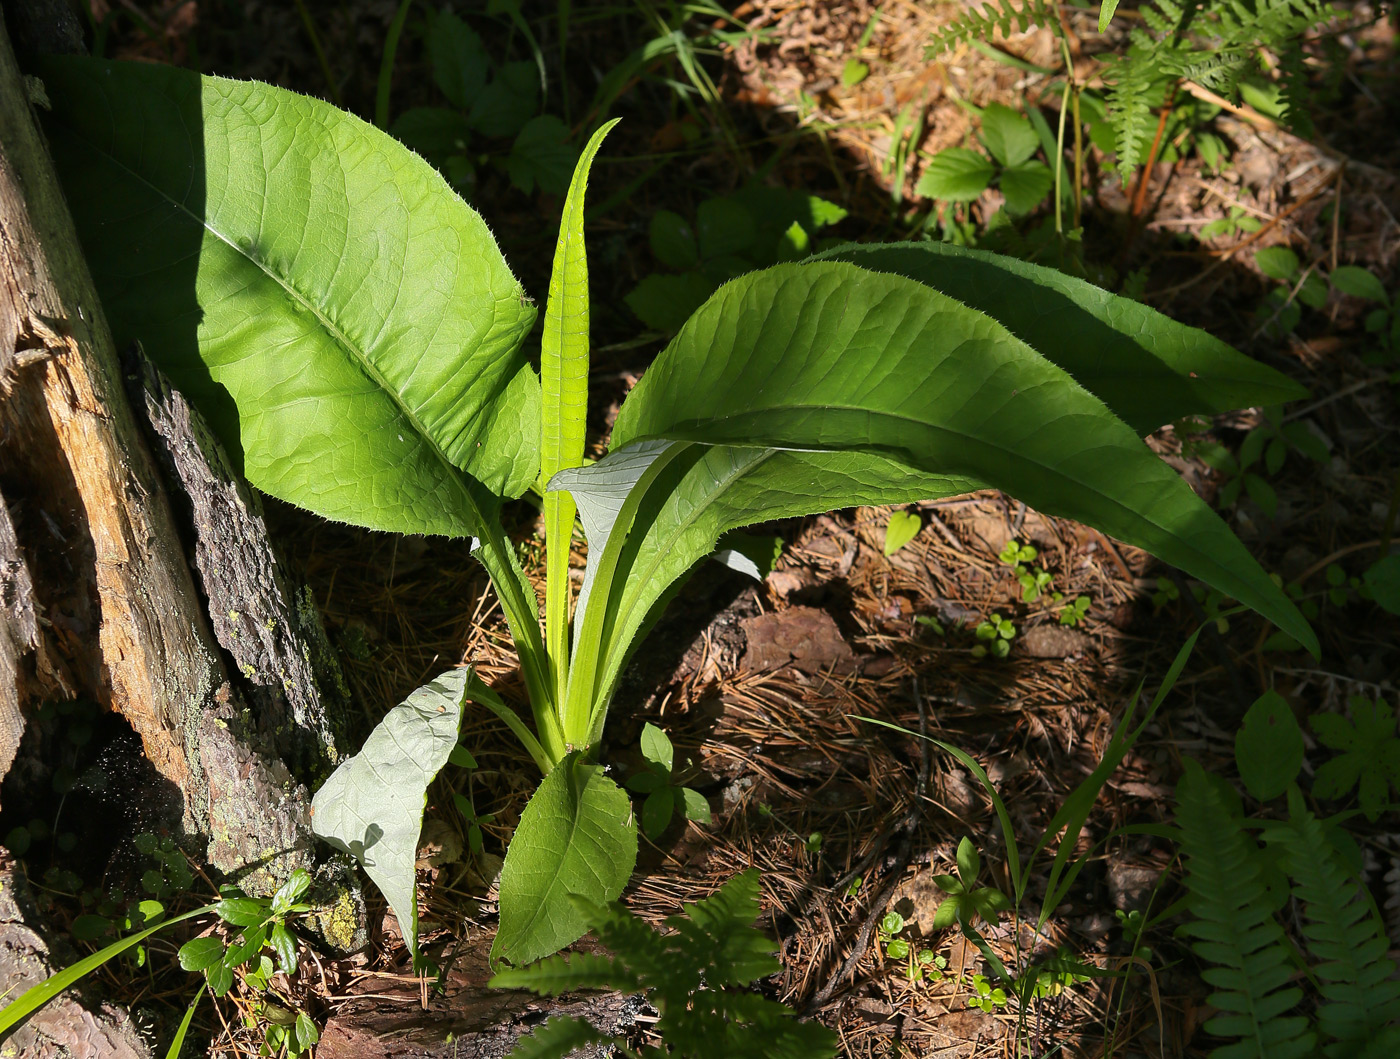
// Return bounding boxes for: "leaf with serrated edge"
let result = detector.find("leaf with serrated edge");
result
[40,57,540,535]
[311,669,469,960]
[492,753,637,966]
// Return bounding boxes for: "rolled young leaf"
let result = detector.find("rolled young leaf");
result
[541,120,619,714]
[608,262,1315,657]
[311,669,470,961]
[39,57,541,535]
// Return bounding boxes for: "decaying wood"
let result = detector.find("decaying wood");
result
[317,933,643,1059]
[0,11,318,891]
[126,350,349,778]
[0,849,153,1058]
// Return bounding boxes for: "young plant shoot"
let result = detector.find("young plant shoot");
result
[40,58,1317,969]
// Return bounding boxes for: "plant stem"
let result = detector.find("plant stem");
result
[374,0,415,130]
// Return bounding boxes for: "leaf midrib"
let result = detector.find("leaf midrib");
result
[641,398,1232,578]
[64,106,491,527]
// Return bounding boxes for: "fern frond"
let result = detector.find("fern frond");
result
[1283,793,1400,1058]
[1276,43,1316,137]
[926,0,1057,60]
[1176,760,1315,1059]
[1104,49,1162,177]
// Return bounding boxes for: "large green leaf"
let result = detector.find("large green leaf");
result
[608,262,1315,657]
[492,753,636,967]
[812,242,1307,434]
[311,669,469,960]
[40,57,540,536]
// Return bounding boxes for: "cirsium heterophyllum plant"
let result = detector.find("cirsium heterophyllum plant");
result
[41,58,1317,969]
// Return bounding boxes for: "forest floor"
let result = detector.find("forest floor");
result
[16,1,1400,1057]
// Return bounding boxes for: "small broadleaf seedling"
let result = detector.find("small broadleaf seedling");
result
[40,58,1316,971]
[627,722,711,840]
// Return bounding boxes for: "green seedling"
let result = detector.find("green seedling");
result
[917,103,1054,217]
[999,539,1037,567]
[1189,405,1329,519]
[932,837,1012,933]
[1201,205,1263,242]
[1057,595,1091,626]
[1151,576,1180,609]
[452,769,497,862]
[177,868,312,998]
[1254,246,1328,338]
[967,972,1009,1013]
[757,803,821,854]
[914,614,946,636]
[1311,696,1400,821]
[42,57,1314,975]
[884,509,922,555]
[1330,265,1397,359]
[626,723,711,840]
[388,8,573,198]
[877,910,909,960]
[1114,909,1152,961]
[973,613,1016,659]
[910,948,948,984]
[1023,949,1095,999]
[627,185,848,333]
[1000,539,1055,602]
[845,876,864,898]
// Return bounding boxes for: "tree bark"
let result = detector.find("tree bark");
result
[0,8,336,897]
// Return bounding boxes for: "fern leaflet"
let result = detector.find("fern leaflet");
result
[1176,759,1315,1059]
[1282,790,1400,1057]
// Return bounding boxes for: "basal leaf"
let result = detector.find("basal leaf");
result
[812,243,1307,434]
[611,262,1315,657]
[492,753,637,966]
[311,669,470,960]
[41,58,540,536]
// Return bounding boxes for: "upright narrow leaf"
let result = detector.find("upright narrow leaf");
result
[492,753,637,967]
[311,669,470,960]
[541,120,620,708]
[40,57,541,536]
